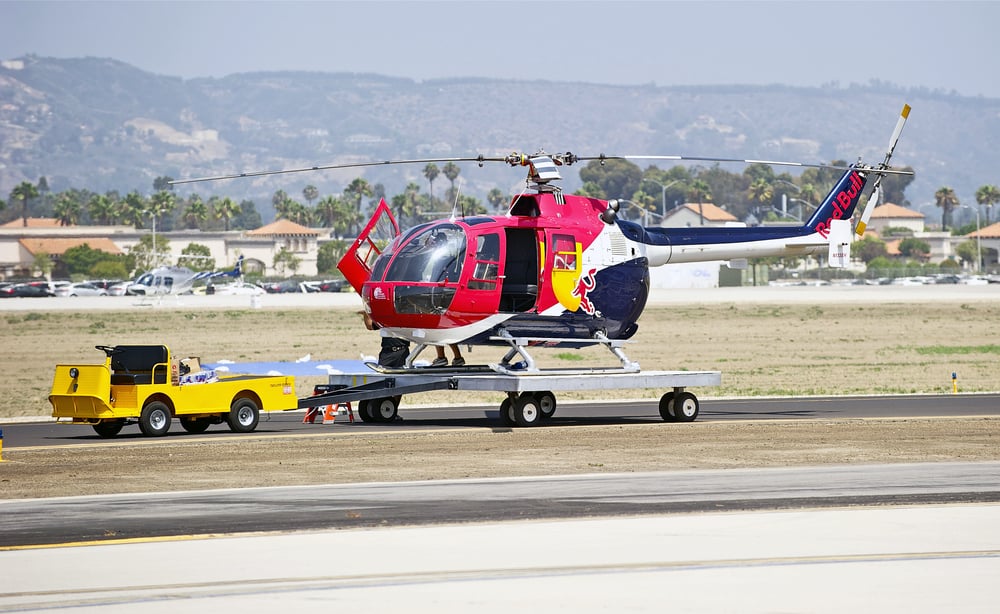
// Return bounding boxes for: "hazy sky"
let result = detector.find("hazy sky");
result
[2,1,998,98]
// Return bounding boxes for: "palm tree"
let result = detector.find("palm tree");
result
[315,195,339,229]
[975,184,1000,225]
[302,185,319,206]
[487,187,506,212]
[934,186,959,231]
[52,191,82,226]
[423,163,439,201]
[686,180,713,226]
[747,178,774,213]
[87,193,115,225]
[344,177,373,213]
[182,195,208,229]
[442,162,460,201]
[11,181,39,227]
[213,197,240,231]
[120,191,147,228]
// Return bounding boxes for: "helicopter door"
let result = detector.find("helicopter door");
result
[466,232,502,312]
[337,199,401,293]
[499,228,538,312]
[548,232,585,312]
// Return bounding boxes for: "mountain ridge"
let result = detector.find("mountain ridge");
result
[2,55,997,222]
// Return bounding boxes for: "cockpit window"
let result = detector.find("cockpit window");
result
[384,224,466,283]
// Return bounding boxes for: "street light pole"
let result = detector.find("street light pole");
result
[643,178,680,219]
[960,205,982,273]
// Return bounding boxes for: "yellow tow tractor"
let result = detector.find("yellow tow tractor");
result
[49,344,297,438]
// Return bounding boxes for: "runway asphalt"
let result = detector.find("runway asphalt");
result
[2,464,999,613]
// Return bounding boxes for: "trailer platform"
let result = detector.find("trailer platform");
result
[301,366,721,427]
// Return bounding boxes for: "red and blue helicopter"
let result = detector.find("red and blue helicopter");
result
[175,104,912,372]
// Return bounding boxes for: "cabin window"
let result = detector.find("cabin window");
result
[385,224,466,284]
[469,233,500,290]
[552,234,579,272]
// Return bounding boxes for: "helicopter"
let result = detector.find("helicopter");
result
[173,105,911,372]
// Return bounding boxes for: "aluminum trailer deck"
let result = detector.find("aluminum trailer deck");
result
[301,367,721,427]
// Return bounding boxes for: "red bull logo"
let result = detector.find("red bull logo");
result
[815,171,864,239]
[572,268,598,314]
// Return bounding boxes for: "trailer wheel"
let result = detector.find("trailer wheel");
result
[658,392,677,422]
[535,391,557,420]
[499,398,516,426]
[93,419,125,438]
[139,401,171,437]
[180,417,212,434]
[672,391,699,422]
[227,398,260,433]
[513,394,542,427]
[357,400,376,423]
[370,397,399,422]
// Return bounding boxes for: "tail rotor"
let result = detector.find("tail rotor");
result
[856,104,911,239]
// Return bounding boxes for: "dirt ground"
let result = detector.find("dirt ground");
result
[3,418,999,499]
[2,290,999,499]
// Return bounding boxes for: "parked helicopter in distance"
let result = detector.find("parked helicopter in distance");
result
[173,105,912,372]
[126,255,245,296]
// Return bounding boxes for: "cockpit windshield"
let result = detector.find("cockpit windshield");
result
[384,224,466,284]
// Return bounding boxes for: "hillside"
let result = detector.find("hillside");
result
[2,55,998,221]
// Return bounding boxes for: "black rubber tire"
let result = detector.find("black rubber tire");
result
[370,397,399,422]
[513,394,542,427]
[499,398,515,426]
[92,420,125,438]
[357,400,376,423]
[672,391,700,422]
[180,417,212,434]
[139,401,171,437]
[227,397,260,433]
[658,392,677,422]
[535,391,557,419]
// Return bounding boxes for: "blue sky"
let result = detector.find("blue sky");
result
[2,1,999,98]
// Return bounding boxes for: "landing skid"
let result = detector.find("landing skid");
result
[489,329,640,373]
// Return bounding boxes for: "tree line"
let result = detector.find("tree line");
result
[4,158,1000,275]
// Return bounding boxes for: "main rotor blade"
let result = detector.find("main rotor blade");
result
[605,154,912,175]
[168,155,507,185]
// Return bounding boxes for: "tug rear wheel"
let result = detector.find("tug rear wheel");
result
[227,398,260,433]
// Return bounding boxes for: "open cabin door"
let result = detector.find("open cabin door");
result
[499,228,539,312]
[337,199,400,293]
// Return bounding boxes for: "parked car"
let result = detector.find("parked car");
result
[56,282,109,297]
[0,282,54,297]
[262,279,305,293]
[86,279,124,291]
[108,281,130,296]
[317,279,344,293]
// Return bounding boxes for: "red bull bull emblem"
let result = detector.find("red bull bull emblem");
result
[572,268,598,314]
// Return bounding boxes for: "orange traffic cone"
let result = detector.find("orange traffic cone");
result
[322,402,354,424]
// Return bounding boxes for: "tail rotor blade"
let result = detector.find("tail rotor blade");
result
[855,185,880,238]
